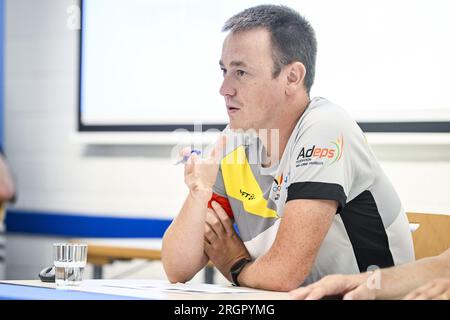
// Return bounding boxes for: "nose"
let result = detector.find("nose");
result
[219,76,236,97]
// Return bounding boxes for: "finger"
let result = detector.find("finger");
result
[190,152,200,163]
[204,240,213,258]
[289,287,313,300]
[187,153,201,174]
[423,283,447,300]
[304,287,328,300]
[403,290,420,300]
[290,275,340,300]
[403,282,435,300]
[179,146,192,157]
[211,201,234,234]
[304,278,339,300]
[437,289,450,300]
[185,151,196,174]
[411,293,431,300]
[206,207,226,237]
[432,289,449,300]
[302,275,355,300]
[204,221,218,243]
[412,285,443,300]
[343,284,374,300]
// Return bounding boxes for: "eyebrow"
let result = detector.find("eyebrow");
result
[219,60,248,68]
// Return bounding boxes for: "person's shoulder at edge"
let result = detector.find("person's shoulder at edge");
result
[295,96,360,139]
[304,97,357,126]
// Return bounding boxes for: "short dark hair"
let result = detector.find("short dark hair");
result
[222,5,317,94]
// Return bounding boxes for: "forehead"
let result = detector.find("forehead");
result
[221,28,274,67]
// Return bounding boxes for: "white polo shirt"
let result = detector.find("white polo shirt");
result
[212,97,415,285]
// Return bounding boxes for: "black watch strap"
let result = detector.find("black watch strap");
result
[230,258,251,286]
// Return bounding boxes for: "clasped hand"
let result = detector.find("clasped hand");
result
[204,201,251,281]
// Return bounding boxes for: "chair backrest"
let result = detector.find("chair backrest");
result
[407,212,450,259]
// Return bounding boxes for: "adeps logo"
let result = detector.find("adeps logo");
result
[296,135,344,166]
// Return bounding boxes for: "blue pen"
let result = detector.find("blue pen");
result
[175,149,202,165]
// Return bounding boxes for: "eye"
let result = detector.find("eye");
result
[236,69,246,77]
[221,67,227,76]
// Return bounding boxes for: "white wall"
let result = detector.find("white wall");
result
[3,0,450,280]
[3,0,189,280]
[5,0,188,218]
[371,144,450,215]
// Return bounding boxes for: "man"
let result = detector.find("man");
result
[289,249,450,300]
[0,145,16,223]
[0,146,15,204]
[162,5,414,291]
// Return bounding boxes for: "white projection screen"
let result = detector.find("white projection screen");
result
[79,0,450,132]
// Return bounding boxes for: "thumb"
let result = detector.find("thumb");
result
[179,146,192,158]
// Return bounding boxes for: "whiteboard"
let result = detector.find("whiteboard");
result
[79,0,450,132]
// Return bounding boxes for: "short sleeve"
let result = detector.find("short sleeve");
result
[286,116,352,212]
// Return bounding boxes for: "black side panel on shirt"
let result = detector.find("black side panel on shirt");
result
[340,190,394,272]
[286,181,347,212]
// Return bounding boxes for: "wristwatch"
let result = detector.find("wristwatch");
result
[230,258,251,286]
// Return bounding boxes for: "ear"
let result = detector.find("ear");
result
[285,62,306,96]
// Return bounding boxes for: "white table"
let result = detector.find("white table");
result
[0,279,290,300]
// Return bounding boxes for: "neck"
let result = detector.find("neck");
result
[258,125,291,167]
[259,96,310,167]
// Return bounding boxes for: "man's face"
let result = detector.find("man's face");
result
[219,28,285,131]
